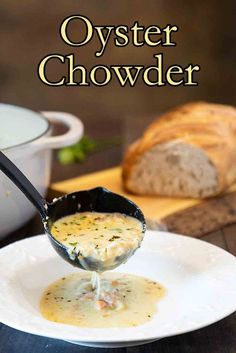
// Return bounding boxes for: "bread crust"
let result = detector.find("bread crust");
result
[122,102,236,197]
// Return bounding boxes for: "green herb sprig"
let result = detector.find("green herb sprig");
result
[58,135,121,165]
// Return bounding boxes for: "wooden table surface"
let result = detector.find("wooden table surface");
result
[0,119,235,353]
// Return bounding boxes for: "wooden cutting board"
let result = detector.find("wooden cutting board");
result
[51,166,236,238]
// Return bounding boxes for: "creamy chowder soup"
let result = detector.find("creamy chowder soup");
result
[51,212,144,270]
[40,272,165,328]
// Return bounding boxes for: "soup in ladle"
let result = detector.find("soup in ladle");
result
[50,211,144,272]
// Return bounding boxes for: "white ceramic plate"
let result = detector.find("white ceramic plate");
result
[0,231,236,348]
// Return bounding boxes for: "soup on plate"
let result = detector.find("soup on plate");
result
[40,272,165,328]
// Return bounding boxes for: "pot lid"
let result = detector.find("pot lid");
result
[0,104,49,150]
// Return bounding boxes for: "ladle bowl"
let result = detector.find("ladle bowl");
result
[45,187,146,271]
[0,151,146,272]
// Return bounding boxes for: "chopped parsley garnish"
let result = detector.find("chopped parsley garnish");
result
[109,235,121,241]
[69,242,78,247]
[110,228,123,233]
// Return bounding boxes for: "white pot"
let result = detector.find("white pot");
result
[0,104,84,237]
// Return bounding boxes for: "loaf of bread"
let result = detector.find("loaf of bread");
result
[122,102,236,198]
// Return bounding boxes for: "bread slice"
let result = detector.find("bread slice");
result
[122,102,236,198]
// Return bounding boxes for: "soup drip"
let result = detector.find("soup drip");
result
[91,271,101,299]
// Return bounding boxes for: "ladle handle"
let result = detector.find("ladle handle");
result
[0,151,47,219]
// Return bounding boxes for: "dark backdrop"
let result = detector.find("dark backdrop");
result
[0,0,235,132]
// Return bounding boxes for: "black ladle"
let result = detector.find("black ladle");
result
[0,151,146,271]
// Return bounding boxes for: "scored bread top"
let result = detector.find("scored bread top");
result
[122,101,236,194]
